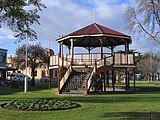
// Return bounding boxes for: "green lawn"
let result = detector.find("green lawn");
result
[1,82,160,120]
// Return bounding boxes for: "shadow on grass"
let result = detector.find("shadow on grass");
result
[138,86,160,94]
[2,92,160,104]
[0,96,156,104]
[57,95,160,104]
[116,82,160,94]
[101,112,160,120]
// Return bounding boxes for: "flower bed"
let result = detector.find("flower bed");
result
[1,99,81,111]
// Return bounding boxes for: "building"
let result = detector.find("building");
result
[0,48,7,81]
[21,66,49,80]
[24,48,54,80]
[7,55,47,80]
[49,23,136,95]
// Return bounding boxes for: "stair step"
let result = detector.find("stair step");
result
[61,67,93,93]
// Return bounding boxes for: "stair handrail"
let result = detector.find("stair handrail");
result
[105,55,113,66]
[85,66,96,95]
[59,65,72,90]
[59,56,71,67]
[96,55,113,67]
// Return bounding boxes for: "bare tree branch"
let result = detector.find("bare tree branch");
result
[125,0,160,44]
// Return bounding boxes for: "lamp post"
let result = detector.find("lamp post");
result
[24,38,28,93]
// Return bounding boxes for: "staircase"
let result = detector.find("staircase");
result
[60,67,92,94]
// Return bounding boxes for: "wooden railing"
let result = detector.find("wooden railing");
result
[59,57,71,68]
[50,54,59,66]
[50,55,71,67]
[66,53,111,65]
[59,65,72,90]
[114,52,134,65]
[50,52,135,67]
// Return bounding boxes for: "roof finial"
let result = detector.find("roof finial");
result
[92,8,96,23]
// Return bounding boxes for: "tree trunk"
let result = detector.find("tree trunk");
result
[31,67,35,86]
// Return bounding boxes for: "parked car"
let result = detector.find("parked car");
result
[0,80,10,86]
[40,76,57,82]
[40,76,49,82]
[10,73,31,85]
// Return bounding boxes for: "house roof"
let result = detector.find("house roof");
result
[57,23,132,47]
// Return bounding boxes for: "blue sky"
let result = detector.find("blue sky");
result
[0,0,159,56]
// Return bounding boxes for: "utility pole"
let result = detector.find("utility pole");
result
[24,38,28,93]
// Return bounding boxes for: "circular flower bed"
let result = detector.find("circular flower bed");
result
[1,99,81,111]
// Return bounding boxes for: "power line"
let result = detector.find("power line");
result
[35,28,59,39]
[35,25,62,35]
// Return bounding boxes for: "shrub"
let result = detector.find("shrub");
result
[1,99,81,111]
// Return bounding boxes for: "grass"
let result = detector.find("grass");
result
[1,81,160,120]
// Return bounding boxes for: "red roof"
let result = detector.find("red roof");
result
[69,23,130,37]
[57,23,131,47]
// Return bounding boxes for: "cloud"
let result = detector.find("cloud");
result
[33,0,133,53]
[0,26,19,55]
[32,0,160,52]
[0,0,158,55]
[0,28,16,40]
[33,0,93,52]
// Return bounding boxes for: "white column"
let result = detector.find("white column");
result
[61,44,64,67]
[88,48,91,64]
[61,44,63,58]
[71,39,74,64]
[100,38,103,59]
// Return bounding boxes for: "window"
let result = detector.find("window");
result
[0,53,6,63]
[0,56,5,63]
[34,70,37,77]
[41,70,45,77]
[32,70,37,77]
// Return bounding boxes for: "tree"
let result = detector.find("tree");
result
[136,52,160,81]
[16,44,48,86]
[125,0,160,44]
[7,55,24,70]
[0,0,46,39]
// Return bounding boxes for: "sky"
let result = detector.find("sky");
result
[0,0,159,56]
